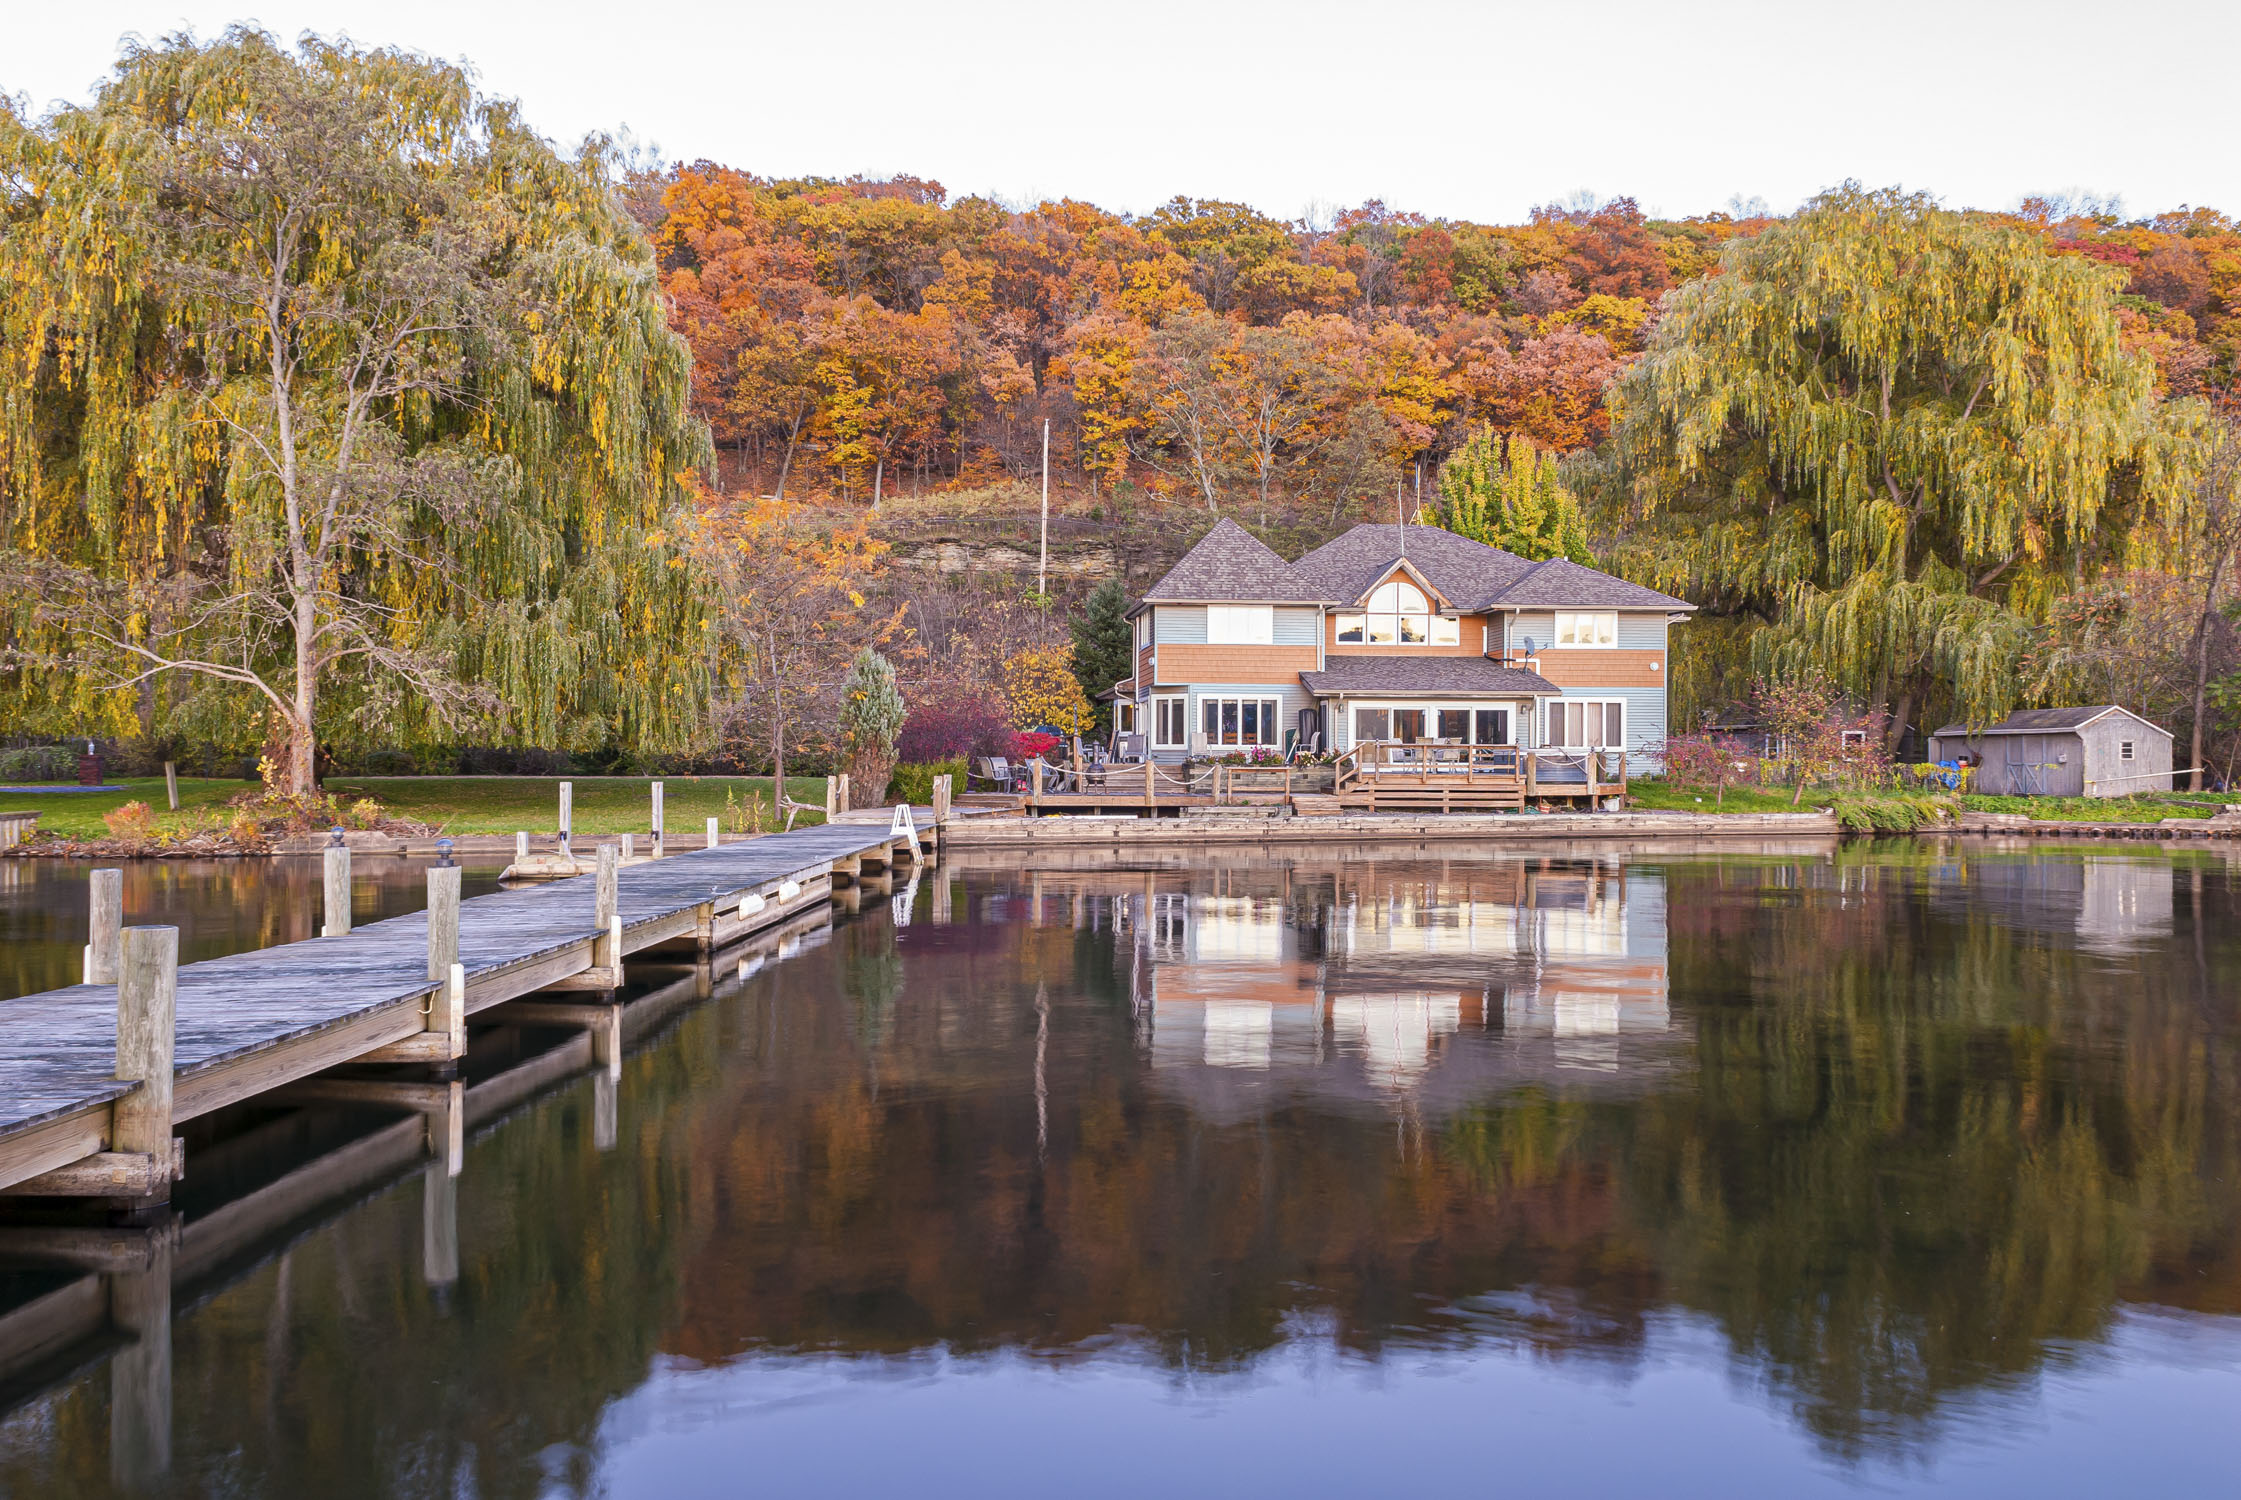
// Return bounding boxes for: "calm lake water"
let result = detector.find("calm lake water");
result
[2,842,2239,1496]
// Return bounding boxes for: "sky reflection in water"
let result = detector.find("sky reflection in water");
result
[2,844,2238,1497]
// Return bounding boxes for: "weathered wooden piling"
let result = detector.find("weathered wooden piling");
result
[558,781,574,853]
[825,777,838,818]
[932,773,952,826]
[84,869,123,986]
[363,866,465,1063]
[706,815,720,850]
[651,781,665,858]
[515,831,529,864]
[113,927,177,1179]
[322,844,351,937]
[427,866,460,981]
[621,832,635,862]
[162,760,179,813]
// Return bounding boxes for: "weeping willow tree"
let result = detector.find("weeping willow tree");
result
[1426,425,1593,563]
[0,28,712,790]
[1600,184,2180,736]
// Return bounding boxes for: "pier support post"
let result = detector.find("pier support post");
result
[621,832,634,863]
[825,776,837,818]
[362,870,465,1064]
[427,865,461,982]
[108,1231,173,1488]
[322,844,351,937]
[85,868,123,985]
[837,774,852,814]
[515,831,529,865]
[162,760,179,813]
[932,774,951,827]
[558,781,573,856]
[651,781,664,858]
[706,815,720,850]
[113,927,178,1195]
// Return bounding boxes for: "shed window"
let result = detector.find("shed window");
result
[2120,739,2135,762]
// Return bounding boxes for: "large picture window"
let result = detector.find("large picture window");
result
[1202,696,1282,747]
[1547,699,1625,749]
[1554,611,1618,647]
[1153,697,1188,748]
[1334,582,1459,647]
[1206,605,1273,645]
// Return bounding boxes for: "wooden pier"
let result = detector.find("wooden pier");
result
[0,815,931,1201]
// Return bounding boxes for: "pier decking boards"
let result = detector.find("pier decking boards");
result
[0,819,917,1193]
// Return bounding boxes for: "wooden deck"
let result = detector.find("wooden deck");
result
[0,819,924,1196]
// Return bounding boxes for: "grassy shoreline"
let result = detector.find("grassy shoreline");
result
[1627,778,2234,830]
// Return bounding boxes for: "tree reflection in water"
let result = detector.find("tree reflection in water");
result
[1,844,2237,1495]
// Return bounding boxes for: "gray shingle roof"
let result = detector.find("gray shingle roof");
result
[1283,524,1691,612]
[1931,706,2170,738]
[1139,518,1323,603]
[1486,556,1694,610]
[1298,655,1560,697]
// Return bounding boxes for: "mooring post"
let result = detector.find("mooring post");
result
[651,780,664,858]
[558,781,573,855]
[594,843,620,988]
[825,776,837,818]
[322,838,351,937]
[85,867,124,985]
[514,831,529,864]
[621,831,635,862]
[427,865,461,982]
[706,815,720,850]
[932,773,952,827]
[838,773,852,814]
[162,760,179,813]
[114,926,178,1183]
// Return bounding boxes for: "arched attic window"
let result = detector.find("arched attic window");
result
[1336,580,1459,645]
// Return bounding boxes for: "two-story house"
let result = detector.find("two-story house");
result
[1112,519,1693,769]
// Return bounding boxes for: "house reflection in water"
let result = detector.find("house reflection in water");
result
[1110,858,1675,1119]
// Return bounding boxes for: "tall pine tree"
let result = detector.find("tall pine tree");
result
[1070,577,1135,735]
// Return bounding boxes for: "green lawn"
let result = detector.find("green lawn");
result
[1629,777,2230,824]
[0,777,249,839]
[1,774,834,841]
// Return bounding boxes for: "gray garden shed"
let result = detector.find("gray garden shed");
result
[1927,706,2173,797]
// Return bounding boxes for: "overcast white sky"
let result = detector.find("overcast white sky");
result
[6,1,2233,224]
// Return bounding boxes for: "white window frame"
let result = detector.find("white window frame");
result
[1347,701,1521,748]
[1336,583,1460,647]
[1545,698,1626,750]
[1554,611,1619,648]
[1200,696,1282,748]
[2120,739,2136,762]
[1115,702,1138,735]
[1153,696,1188,748]
[1206,605,1274,646]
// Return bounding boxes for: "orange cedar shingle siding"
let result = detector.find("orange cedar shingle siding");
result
[1154,644,1320,686]
[1530,649,1666,689]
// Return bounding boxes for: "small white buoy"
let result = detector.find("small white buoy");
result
[777,879,801,901]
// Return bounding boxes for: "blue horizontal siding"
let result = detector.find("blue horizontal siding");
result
[1154,605,1206,644]
[1274,607,1320,645]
